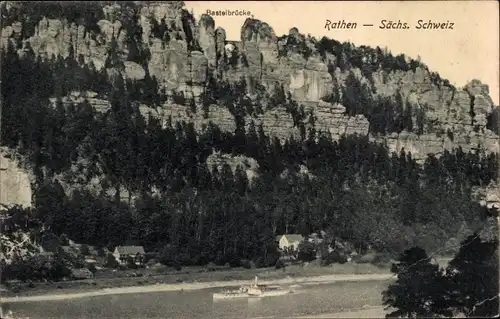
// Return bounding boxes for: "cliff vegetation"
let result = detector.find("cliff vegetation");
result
[0,1,498,283]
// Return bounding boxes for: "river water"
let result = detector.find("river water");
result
[3,280,390,318]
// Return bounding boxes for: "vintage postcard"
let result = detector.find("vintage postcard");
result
[0,1,498,318]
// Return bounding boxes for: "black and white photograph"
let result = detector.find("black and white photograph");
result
[0,1,498,318]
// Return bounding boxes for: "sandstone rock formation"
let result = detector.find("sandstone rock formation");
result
[0,230,40,265]
[206,151,260,183]
[2,1,499,163]
[0,149,33,208]
[314,101,370,138]
[1,2,209,95]
[473,184,500,210]
[288,55,333,102]
[215,27,227,75]
[197,14,217,70]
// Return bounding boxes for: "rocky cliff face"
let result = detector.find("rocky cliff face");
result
[236,20,333,103]
[0,148,33,208]
[474,184,500,210]
[1,1,499,169]
[206,151,260,183]
[370,69,498,159]
[0,230,40,265]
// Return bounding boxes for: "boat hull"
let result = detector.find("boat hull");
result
[213,293,252,300]
[213,289,292,300]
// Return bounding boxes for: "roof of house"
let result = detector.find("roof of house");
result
[115,246,145,255]
[279,234,304,243]
[61,245,80,256]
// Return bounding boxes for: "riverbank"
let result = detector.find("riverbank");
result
[293,306,387,318]
[295,306,466,319]
[1,272,393,303]
[1,262,392,298]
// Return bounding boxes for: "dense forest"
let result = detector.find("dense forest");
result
[0,3,497,286]
[1,34,498,273]
[1,5,498,318]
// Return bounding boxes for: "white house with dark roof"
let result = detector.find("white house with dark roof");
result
[113,246,145,265]
[276,234,304,251]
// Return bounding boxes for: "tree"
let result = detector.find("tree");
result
[159,245,182,270]
[126,256,138,269]
[80,244,91,256]
[33,179,67,230]
[415,106,426,135]
[341,71,361,116]
[297,241,316,262]
[234,165,248,196]
[59,234,70,246]
[104,36,124,71]
[49,252,73,280]
[382,247,453,318]
[270,83,286,107]
[321,250,348,266]
[246,120,259,158]
[446,231,499,318]
[105,252,119,268]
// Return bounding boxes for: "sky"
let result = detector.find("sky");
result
[185,1,499,105]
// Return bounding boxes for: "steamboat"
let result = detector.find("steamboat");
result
[212,276,294,300]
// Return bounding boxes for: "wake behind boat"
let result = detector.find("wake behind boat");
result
[213,276,294,300]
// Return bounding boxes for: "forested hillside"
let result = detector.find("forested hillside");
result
[0,1,498,278]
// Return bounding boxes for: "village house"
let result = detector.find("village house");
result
[276,234,304,251]
[113,246,145,265]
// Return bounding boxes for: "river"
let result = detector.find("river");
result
[3,280,391,318]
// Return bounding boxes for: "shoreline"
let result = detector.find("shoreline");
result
[292,306,387,318]
[1,273,392,303]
